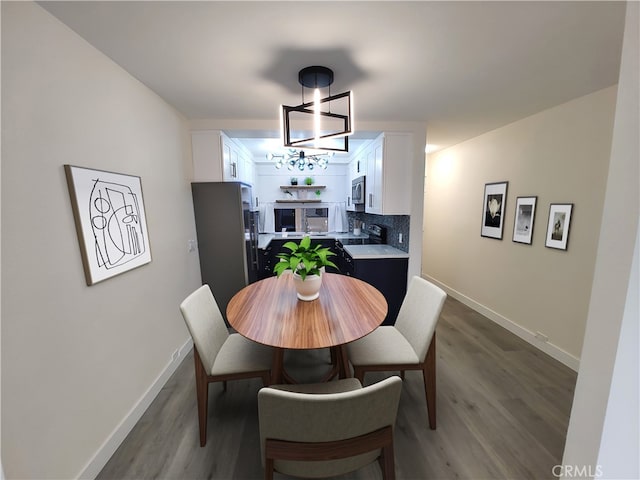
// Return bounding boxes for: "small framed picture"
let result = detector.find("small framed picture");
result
[512,196,537,245]
[545,203,573,250]
[481,181,508,239]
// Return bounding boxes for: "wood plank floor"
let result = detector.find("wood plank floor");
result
[97,297,577,480]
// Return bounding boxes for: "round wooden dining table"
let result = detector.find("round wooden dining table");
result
[226,272,388,384]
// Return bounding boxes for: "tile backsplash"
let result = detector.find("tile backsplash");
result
[346,212,410,252]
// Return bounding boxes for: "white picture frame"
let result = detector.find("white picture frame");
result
[64,165,152,285]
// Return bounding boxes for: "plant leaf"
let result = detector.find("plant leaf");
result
[299,235,311,250]
[282,241,299,252]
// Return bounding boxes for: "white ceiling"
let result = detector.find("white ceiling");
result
[39,1,626,158]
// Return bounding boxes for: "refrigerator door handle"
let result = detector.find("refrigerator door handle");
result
[250,214,260,269]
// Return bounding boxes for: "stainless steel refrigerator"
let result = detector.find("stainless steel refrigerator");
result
[191,182,259,325]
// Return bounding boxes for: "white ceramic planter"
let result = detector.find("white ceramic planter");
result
[292,271,322,301]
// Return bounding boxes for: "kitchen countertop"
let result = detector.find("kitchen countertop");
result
[343,244,410,260]
[258,232,370,250]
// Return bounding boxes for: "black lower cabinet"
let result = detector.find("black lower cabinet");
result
[345,256,408,326]
[258,245,274,279]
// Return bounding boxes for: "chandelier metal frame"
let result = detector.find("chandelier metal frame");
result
[281,66,353,153]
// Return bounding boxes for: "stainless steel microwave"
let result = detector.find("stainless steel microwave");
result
[352,176,366,211]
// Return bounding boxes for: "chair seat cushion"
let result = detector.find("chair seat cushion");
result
[210,333,272,376]
[348,326,419,366]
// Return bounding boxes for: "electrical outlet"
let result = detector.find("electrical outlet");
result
[187,240,196,252]
[398,233,403,244]
[535,331,549,342]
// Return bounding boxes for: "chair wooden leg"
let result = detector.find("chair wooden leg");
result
[379,442,396,480]
[336,345,350,379]
[269,348,286,385]
[424,334,437,430]
[353,366,365,384]
[264,458,274,480]
[194,349,209,446]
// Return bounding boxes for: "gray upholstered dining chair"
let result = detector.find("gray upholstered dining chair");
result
[258,376,403,480]
[180,284,272,447]
[347,276,447,429]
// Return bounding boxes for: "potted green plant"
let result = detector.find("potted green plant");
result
[290,177,298,185]
[304,176,314,186]
[273,235,338,301]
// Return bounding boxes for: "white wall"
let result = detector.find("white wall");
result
[1,3,201,478]
[562,2,639,477]
[597,224,639,479]
[423,87,616,367]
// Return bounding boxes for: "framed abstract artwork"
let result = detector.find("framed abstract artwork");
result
[481,181,508,240]
[545,203,573,251]
[64,165,152,285]
[512,196,537,245]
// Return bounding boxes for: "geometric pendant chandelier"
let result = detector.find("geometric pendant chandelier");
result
[281,66,354,153]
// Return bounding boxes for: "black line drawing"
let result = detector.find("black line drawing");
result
[89,179,147,269]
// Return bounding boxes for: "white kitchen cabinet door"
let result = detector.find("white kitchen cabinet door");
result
[364,141,380,213]
[346,147,364,211]
[191,130,254,185]
[243,153,255,186]
[221,134,239,181]
[346,166,354,211]
[365,132,412,215]
[191,130,224,182]
[351,149,366,180]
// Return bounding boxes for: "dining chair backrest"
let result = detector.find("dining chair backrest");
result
[258,376,402,478]
[179,285,230,373]
[394,276,447,362]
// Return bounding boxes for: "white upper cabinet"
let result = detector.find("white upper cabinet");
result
[350,149,366,180]
[191,130,254,185]
[365,132,412,215]
[346,141,370,211]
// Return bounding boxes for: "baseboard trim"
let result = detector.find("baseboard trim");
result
[77,338,193,479]
[422,275,580,372]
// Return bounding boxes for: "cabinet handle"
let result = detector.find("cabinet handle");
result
[255,196,259,207]
[369,193,373,208]
[232,162,237,178]
[347,196,351,206]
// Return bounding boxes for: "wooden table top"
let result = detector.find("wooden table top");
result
[226,273,388,349]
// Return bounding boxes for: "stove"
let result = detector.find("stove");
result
[367,224,387,244]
